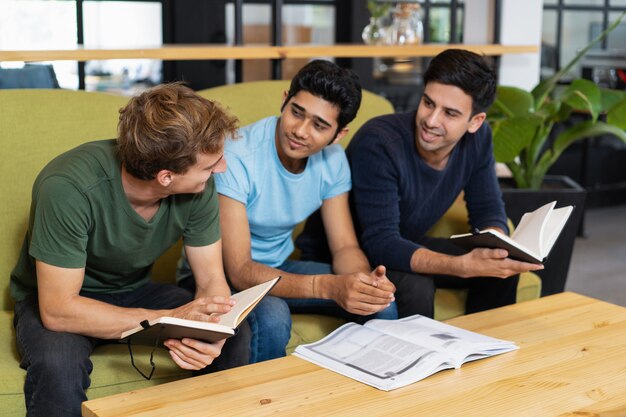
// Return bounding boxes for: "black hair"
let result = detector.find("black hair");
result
[423,49,497,115]
[281,60,362,132]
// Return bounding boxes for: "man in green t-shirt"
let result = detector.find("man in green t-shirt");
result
[10,83,250,417]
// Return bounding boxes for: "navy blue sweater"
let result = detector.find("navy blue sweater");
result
[346,111,508,273]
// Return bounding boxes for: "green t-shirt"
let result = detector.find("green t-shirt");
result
[10,139,220,302]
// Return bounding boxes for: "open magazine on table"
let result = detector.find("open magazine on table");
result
[293,314,518,391]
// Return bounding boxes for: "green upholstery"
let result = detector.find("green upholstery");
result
[0,84,540,416]
[0,89,192,416]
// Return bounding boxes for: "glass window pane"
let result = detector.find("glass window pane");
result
[563,0,605,6]
[561,11,604,78]
[543,0,558,5]
[607,11,626,49]
[541,10,559,79]
[454,7,464,43]
[83,1,162,95]
[429,8,451,43]
[226,4,335,82]
[611,0,626,6]
[0,0,78,89]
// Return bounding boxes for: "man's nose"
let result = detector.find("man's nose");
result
[214,157,227,174]
[294,119,310,139]
[425,109,442,127]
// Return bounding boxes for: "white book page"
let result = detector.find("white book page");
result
[511,201,557,257]
[217,276,280,328]
[365,315,517,367]
[541,206,573,256]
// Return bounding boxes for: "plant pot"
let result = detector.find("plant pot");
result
[499,175,587,296]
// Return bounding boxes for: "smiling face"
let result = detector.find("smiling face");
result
[167,151,226,194]
[275,90,348,173]
[415,81,486,169]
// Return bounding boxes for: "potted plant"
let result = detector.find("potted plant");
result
[487,12,626,296]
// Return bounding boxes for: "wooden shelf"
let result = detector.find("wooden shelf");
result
[0,43,538,63]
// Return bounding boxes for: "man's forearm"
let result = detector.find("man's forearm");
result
[194,277,232,299]
[409,247,467,277]
[39,295,170,340]
[331,245,371,275]
[227,258,332,299]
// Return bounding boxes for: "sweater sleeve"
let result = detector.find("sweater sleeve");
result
[463,124,509,234]
[350,130,421,272]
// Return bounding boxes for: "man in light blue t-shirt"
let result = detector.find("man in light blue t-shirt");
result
[178,60,397,362]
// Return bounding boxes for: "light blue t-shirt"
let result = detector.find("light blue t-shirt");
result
[216,116,351,267]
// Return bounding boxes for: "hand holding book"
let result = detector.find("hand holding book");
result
[450,201,574,264]
[121,276,280,345]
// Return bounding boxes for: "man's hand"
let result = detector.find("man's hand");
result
[458,248,544,279]
[322,266,396,316]
[163,296,236,370]
[169,295,236,323]
[164,338,226,370]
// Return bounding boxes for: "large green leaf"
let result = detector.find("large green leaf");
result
[492,86,534,117]
[560,79,601,122]
[492,115,543,163]
[600,87,626,113]
[607,98,626,130]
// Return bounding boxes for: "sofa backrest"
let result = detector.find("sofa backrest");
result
[197,80,394,148]
[1,82,393,311]
[0,89,129,310]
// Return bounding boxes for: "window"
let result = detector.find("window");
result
[542,1,626,79]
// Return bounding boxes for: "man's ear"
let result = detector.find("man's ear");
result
[155,169,173,187]
[467,112,486,134]
[329,127,349,146]
[280,90,289,111]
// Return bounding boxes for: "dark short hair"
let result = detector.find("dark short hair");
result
[423,49,497,115]
[117,82,238,180]
[281,60,362,132]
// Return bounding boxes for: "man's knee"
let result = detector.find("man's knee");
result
[247,296,292,362]
[30,333,93,380]
[387,270,436,318]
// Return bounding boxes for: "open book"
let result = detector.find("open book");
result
[449,201,574,264]
[121,276,280,345]
[293,314,517,391]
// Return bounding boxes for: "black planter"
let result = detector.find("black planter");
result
[499,175,586,296]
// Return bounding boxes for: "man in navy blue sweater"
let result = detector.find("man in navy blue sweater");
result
[346,49,543,317]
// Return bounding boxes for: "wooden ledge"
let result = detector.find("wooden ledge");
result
[0,43,539,63]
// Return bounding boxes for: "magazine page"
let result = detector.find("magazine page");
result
[511,201,556,257]
[293,322,452,391]
[364,315,518,367]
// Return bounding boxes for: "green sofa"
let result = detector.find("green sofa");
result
[0,82,540,416]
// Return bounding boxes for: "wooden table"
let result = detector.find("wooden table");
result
[82,292,626,416]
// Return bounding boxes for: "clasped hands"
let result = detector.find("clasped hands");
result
[332,265,396,316]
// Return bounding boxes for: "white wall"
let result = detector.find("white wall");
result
[497,0,543,90]
[464,0,543,90]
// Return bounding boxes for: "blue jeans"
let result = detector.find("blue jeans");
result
[14,282,251,417]
[246,260,398,363]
